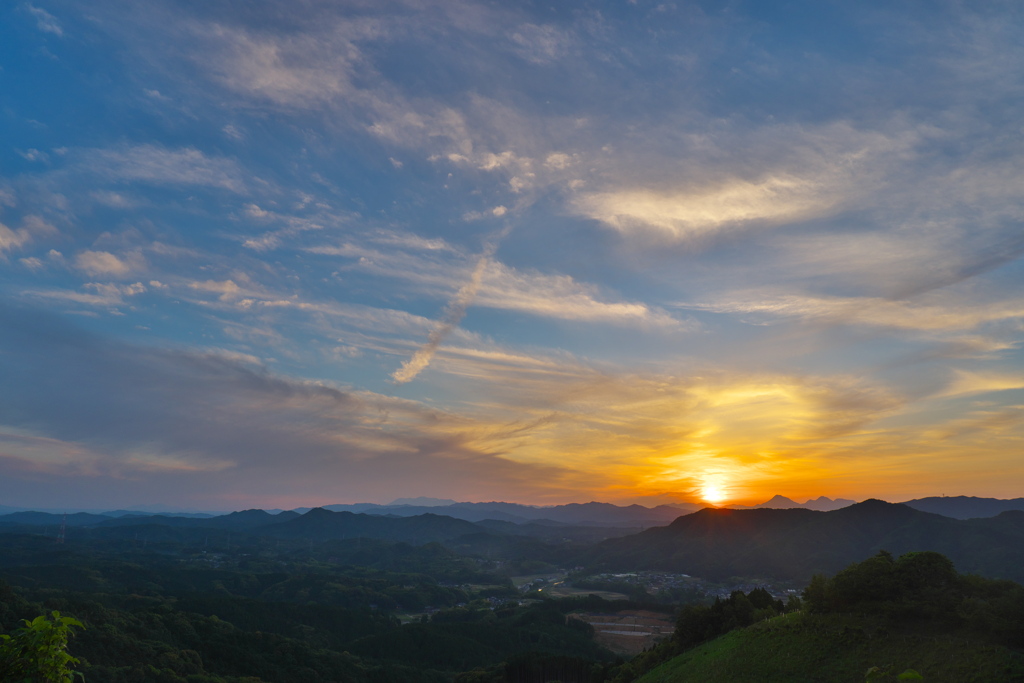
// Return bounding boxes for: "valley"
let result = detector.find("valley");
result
[2,497,1023,681]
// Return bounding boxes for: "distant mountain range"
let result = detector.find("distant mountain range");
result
[4,498,1024,583]
[386,497,459,507]
[726,495,856,511]
[314,500,699,527]
[261,509,483,543]
[899,495,1024,519]
[584,499,1024,582]
[0,504,222,517]
[0,503,672,546]
[4,494,1024,525]
[0,508,298,530]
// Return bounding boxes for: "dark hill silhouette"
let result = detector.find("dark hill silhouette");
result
[584,499,1024,582]
[259,508,485,544]
[100,510,215,518]
[206,508,301,528]
[901,495,1024,519]
[321,500,695,526]
[801,495,856,511]
[95,508,300,530]
[757,494,801,508]
[0,511,111,527]
[728,495,855,511]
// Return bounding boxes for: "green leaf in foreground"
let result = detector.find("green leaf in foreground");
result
[0,610,85,683]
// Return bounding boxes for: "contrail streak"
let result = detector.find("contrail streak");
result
[391,235,503,384]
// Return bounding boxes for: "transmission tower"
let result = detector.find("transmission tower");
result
[56,512,67,544]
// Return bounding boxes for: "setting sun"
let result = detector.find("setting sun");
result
[702,486,725,505]
[700,476,728,506]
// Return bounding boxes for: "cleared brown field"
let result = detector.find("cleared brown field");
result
[570,610,674,655]
[543,582,629,601]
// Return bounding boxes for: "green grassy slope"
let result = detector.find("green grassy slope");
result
[636,611,1024,683]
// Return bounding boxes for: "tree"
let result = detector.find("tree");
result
[0,611,84,683]
[802,573,831,613]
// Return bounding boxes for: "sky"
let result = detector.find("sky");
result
[1,0,1023,511]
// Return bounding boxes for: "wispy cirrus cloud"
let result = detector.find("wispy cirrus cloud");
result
[306,237,684,329]
[194,21,371,107]
[24,3,63,37]
[0,215,57,257]
[412,344,907,501]
[687,292,1024,334]
[5,0,1024,509]
[508,22,573,64]
[925,405,1024,441]
[569,121,915,245]
[21,282,147,308]
[73,250,141,277]
[0,303,579,507]
[575,174,838,241]
[939,370,1024,398]
[0,222,33,256]
[81,144,249,193]
[392,237,499,384]
[476,260,683,328]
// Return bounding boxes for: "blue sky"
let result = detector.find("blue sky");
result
[1,0,1023,510]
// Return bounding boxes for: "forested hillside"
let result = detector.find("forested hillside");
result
[4,502,1024,682]
[0,530,631,683]
[630,551,1024,683]
[584,500,1024,582]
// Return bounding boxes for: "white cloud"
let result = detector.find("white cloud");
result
[477,261,683,329]
[369,230,456,252]
[188,279,247,302]
[509,23,572,64]
[24,282,146,307]
[393,247,494,384]
[244,203,271,218]
[369,102,475,157]
[0,223,32,256]
[90,190,139,208]
[239,209,329,252]
[21,215,57,236]
[25,3,63,37]
[198,22,364,106]
[17,148,49,163]
[544,152,574,170]
[940,370,1024,398]
[691,293,1024,333]
[308,238,683,329]
[568,121,917,246]
[86,145,248,193]
[0,215,56,256]
[575,174,839,241]
[463,205,509,221]
[74,250,133,277]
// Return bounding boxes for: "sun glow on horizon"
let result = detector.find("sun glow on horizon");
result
[700,474,730,505]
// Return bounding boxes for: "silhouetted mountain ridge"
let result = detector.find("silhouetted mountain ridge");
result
[0,511,111,527]
[901,495,1024,519]
[726,494,856,511]
[586,499,1024,582]
[320,500,696,526]
[94,508,301,530]
[260,508,484,543]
